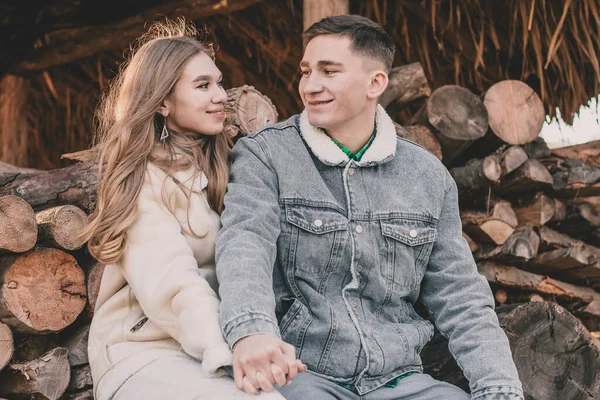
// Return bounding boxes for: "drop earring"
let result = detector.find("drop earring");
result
[160,117,169,141]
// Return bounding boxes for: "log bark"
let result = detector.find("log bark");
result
[0,162,41,186]
[85,262,105,320]
[0,347,70,400]
[523,137,552,159]
[61,325,89,368]
[0,195,37,253]
[60,389,93,400]
[0,248,86,334]
[12,334,59,363]
[303,0,349,30]
[395,124,442,160]
[224,86,278,138]
[422,301,600,398]
[35,206,87,251]
[380,63,431,112]
[451,155,501,195]
[475,225,540,263]
[513,192,563,226]
[551,140,600,168]
[455,80,545,163]
[11,0,263,73]
[0,321,12,372]
[548,203,600,246]
[0,162,97,213]
[66,364,92,394]
[494,159,553,196]
[409,85,489,166]
[544,158,600,198]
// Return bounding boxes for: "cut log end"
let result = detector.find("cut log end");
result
[36,205,88,251]
[0,195,37,253]
[483,80,545,145]
[0,322,13,371]
[396,124,442,160]
[2,248,86,333]
[225,85,278,137]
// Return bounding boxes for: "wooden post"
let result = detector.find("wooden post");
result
[303,0,349,31]
[0,76,29,167]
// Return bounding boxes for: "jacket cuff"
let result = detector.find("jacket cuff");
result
[471,385,524,400]
[223,312,281,348]
[202,343,233,377]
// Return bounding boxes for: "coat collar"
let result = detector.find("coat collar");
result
[298,104,397,166]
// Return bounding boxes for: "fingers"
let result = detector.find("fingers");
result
[256,371,275,392]
[271,363,287,388]
[242,376,259,395]
[233,362,245,390]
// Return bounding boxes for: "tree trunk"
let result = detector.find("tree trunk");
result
[0,321,12,372]
[495,159,553,196]
[475,225,540,263]
[380,63,431,113]
[461,201,517,245]
[454,80,545,163]
[410,85,489,166]
[303,0,349,30]
[551,140,600,169]
[0,195,37,253]
[395,124,442,160]
[35,206,87,251]
[0,162,41,186]
[0,248,86,334]
[0,347,70,400]
[451,155,501,195]
[224,86,279,138]
[422,301,600,399]
[0,162,97,213]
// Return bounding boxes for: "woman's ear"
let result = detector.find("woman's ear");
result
[367,71,389,100]
[157,102,169,118]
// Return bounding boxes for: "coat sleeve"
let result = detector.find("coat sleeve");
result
[119,173,232,375]
[420,170,524,399]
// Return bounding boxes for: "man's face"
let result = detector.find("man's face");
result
[299,35,372,133]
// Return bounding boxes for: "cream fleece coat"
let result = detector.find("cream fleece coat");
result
[89,163,232,400]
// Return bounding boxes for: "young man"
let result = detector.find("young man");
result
[216,15,524,399]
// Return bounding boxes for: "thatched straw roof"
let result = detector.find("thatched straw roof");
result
[1,0,599,168]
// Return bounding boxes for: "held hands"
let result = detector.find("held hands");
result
[232,334,307,394]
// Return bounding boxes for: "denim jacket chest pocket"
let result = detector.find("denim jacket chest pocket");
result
[380,218,437,293]
[284,204,348,275]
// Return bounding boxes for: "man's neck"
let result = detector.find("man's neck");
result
[325,113,376,153]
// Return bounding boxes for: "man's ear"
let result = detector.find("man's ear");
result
[367,71,389,100]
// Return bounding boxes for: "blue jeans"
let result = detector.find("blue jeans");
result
[278,372,469,400]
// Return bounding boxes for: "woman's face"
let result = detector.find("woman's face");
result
[163,52,227,136]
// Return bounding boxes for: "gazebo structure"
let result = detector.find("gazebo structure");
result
[1,0,599,169]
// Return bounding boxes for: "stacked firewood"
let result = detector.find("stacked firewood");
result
[390,67,600,398]
[0,86,277,400]
[1,74,600,399]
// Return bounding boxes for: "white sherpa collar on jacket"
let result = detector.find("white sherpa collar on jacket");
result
[298,104,397,166]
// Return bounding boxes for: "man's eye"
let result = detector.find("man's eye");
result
[300,70,310,76]
[324,70,336,75]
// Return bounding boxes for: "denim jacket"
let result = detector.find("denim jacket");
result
[216,105,524,398]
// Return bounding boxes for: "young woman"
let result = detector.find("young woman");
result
[81,20,296,400]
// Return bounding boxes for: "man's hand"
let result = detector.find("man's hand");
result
[232,334,307,394]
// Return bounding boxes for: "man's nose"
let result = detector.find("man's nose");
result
[302,75,324,95]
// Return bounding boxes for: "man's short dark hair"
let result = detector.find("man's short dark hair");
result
[303,15,395,73]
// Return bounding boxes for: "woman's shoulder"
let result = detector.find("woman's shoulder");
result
[141,163,206,209]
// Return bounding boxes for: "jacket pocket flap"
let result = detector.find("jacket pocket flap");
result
[381,220,436,246]
[285,204,347,234]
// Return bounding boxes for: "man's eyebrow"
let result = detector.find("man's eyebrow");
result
[192,74,222,82]
[299,60,344,68]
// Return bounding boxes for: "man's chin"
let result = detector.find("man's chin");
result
[307,113,332,130]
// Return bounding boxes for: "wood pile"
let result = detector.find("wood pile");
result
[0,86,276,400]
[391,65,600,398]
[1,70,600,399]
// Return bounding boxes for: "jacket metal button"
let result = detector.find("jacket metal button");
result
[348,168,355,176]
[409,229,418,238]
[314,219,323,227]
[355,225,363,233]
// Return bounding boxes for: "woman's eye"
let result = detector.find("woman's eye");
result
[217,80,224,86]
[196,82,209,89]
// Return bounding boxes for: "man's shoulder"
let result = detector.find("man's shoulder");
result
[246,114,301,139]
[394,135,447,172]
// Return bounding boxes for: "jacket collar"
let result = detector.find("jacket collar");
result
[298,104,397,166]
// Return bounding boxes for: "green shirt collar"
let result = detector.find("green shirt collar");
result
[326,125,376,162]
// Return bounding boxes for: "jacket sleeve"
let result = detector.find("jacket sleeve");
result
[216,136,282,347]
[420,170,524,400]
[119,174,231,375]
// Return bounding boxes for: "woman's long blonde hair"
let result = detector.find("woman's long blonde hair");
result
[81,19,232,264]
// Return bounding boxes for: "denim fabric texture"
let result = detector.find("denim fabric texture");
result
[216,105,524,398]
